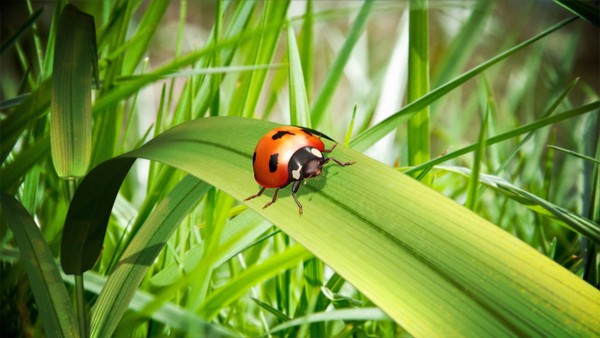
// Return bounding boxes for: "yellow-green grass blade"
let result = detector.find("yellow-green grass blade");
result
[51,4,97,178]
[64,116,600,336]
[90,175,210,338]
[350,16,578,152]
[1,193,79,338]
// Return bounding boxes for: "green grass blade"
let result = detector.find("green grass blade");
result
[350,16,578,151]
[1,136,50,192]
[492,77,579,176]
[407,0,430,167]
[1,193,79,338]
[149,209,271,287]
[1,79,51,163]
[433,1,493,87]
[0,7,43,54]
[239,0,290,118]
[122,0,171,75]
[63,117,600,336]
[466,79,492,210]
[90,175,209,338]
[438,166,600,242]
[269,308,387,334]
[310,0,374,126]
[406,101,600,175]
[197,244,312,320]
[547,145,600,164]
[299,0,314,101]
[51,4,97,178]
[287,20,311,126]
[63,270,237,337]
[553,0,599,26]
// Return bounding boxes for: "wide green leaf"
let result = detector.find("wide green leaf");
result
[61,158,136,274]
[64,116,600,336]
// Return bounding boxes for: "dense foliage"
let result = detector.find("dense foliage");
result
[1,1,598,337]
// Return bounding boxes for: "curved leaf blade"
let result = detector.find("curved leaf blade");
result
[61,157,136,274]
[1,193,79,338]
[65,116,600,336]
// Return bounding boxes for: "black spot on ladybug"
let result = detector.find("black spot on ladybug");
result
[272,131,294,140]
[269,154,279,172]
[253,151,256,164]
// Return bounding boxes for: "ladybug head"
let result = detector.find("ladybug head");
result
[302,158,324,179]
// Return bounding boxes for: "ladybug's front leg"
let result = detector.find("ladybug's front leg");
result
[323,144,355,167]
[322,143,337,153]
[322,157,355,167]
[291,180,303,216]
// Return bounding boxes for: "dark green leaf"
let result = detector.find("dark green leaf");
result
[1,193,79,337]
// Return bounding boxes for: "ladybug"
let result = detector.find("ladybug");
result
[245,126,354,215]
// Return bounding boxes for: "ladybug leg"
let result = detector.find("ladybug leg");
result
[262,188,280,210]
[291,180,303,216]
[322,144,355,167]
[244,186,266,201]
[322,143,337,153]
[323,157,355,167]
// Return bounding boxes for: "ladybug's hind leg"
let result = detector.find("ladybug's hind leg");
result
[245,186,266,201]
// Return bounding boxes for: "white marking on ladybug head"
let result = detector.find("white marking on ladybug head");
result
[310,148,322,158]
[292,166,302,180]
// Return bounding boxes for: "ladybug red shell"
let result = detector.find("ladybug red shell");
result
[245,126,354,215]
